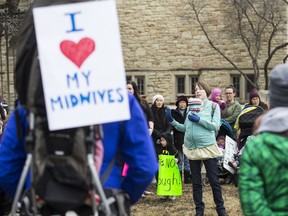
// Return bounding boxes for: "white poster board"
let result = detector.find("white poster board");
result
[223,136,238,174]
[33,0,130,130]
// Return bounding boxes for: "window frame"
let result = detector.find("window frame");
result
[231,75,241,98]
[136,76,145,96]
[246,74,255,100]
[189,75,199,96]
[126,75,146,96]
[176,75,185,95]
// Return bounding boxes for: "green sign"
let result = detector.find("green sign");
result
[157,154,182,196]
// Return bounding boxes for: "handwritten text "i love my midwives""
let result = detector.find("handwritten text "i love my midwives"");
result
[50,12,124,112]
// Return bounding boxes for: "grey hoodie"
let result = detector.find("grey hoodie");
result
[258,107,288,134]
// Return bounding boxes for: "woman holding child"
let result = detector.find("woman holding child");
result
[166,81,227,216]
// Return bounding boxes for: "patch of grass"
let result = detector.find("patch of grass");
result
[131,183,243,216]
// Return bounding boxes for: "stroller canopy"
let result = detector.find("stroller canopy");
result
[217,119,233,139]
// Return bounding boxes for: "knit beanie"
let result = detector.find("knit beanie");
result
[211,88,222,102]
[249,89,260,100]
[152,94,164,104]
[269,64,288,108]
[188,97,203,112]
[175,95,188,107]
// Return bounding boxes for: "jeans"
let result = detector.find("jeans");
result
[189,158,226,214]
[178,150,190,171]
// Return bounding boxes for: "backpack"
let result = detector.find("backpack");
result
[12,1,119,215]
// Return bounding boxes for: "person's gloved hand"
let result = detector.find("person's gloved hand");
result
[165,108,174,122]
[188,113,200,123]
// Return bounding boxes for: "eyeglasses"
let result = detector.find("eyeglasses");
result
[225,93,233,95]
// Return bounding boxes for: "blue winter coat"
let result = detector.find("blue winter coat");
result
[0,107,28,198]
[0,94,158,205]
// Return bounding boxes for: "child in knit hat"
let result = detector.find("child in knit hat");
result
[211,88,226,113]
[188,97,203,113]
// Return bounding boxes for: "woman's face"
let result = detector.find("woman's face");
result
[155,98,164,108]
[215,93,221,101]
[127,84,134,95]
[225,88,235,102]
[178,101,187,110]
[251,97,260,106]
[195,84,207,100]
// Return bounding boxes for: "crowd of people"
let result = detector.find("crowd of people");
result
[1,62,288,215]
[126,78,268,216]
[1,1,287,215]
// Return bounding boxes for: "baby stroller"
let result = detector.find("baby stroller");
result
[202,120,234,186]
[216,119,234,141]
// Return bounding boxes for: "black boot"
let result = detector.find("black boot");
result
[184,170,192,184]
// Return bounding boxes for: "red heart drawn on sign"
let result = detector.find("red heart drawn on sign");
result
[60,37,95,68]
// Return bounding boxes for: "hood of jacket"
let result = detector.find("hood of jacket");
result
[258,107,288,134]
[256,108,288,167]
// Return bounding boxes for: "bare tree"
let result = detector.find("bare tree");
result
[187,0,288,90]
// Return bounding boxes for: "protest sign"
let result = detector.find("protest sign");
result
[33,1,130,130]
[157,154,182,196]
[223,136,238,174]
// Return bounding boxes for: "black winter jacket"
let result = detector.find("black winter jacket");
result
[171,108,188,151]
[160,133,179,161]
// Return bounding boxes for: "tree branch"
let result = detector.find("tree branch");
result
[187,0,255,87]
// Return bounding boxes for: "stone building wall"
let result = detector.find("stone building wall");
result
[0,0,32,106]
[18,0,32,9]
[1,0,287,106]
[117,0,287,104]
[0,0,27,103]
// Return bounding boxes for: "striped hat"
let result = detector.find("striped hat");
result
[188,97,203,112]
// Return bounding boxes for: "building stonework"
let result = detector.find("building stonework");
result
[0,30,17,105]
[117,0,286,104]
[0,0,32,105]
[1,0,286,107]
